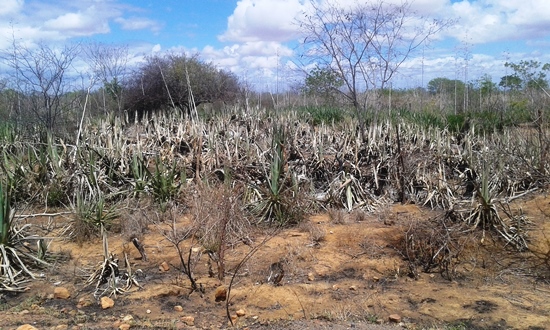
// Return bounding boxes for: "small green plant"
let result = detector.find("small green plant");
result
[464,161,530,251]
[150,157,183,211]
[247,125,304,224]
[446,113,466,132]
[130,153,149,196]
[0,122,16,144]
[298,106,346,125]
[73,191,118,241]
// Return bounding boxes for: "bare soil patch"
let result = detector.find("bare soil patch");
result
[1,194,549,330]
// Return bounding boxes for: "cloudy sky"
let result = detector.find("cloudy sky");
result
[1,0,550,90]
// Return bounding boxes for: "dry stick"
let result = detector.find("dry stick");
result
[14,211,73,218]
[158,62,176,109]
[131,237,148,261]
[185,65,199,122]
[226,227,281,326]
[395,123,407,204]
[289,287,308,319]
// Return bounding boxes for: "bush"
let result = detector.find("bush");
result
[298,106,347,125]
[446,113,467,132]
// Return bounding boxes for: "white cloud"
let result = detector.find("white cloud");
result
[219,0,305,42]
[43,7,110,36]
[151,44,161,53]
[448,0,550,44]
[0,0,162,50]
[115,17,162,33]
[0,0,23,16]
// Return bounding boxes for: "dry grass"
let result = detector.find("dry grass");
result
[395,215,474,280]
[298,221,326,245]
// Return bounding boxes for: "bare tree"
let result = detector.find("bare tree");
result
[2,42,80,133]
[84,42,129,114]
[298,0,452,133]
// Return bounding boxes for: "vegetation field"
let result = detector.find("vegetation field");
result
[1,103,550,329]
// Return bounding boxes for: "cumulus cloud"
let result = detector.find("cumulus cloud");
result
[43,7,111,36]
[0,0,162,49]
[0,0,23,16]
[219,0,305,42]
[448,0,550,44]
[200,41,293,73]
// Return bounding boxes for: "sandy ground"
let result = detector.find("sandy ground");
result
[1,194,549,330]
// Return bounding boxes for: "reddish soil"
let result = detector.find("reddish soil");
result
[1,194,550,330]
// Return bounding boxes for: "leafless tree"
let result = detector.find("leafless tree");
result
[84,42,129,114]
[2,42,80,133]
[298,0,453,133]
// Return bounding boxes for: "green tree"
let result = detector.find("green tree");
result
[304,67,343,105]
[498,75,522,91]
[427,77,465,95]
[503,60,549,91]
[479,74,496,97]
[124,54,240,118]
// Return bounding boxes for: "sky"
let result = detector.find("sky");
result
[1,0,550,91]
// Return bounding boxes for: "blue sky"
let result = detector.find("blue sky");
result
[2,0,550,91]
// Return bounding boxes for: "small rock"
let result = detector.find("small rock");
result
[159,261,170,272]
[77,297,93,308]
[100,296,115,309]
[16,325,37,330]
[181,316,195,326]
[373,276,380,282]
[146,309,151,314]
[174,305,183,312]
[55,325,69,330]
[307,273,315,281]
[349,285,357,291]
[236,309,246,317]
[122,315,134,322]
[119,324,131,330]
[215,286,227,302]
[19,309,30,315]
[54,287,71,299]
[388,314,402,323]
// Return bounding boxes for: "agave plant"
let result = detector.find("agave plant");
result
[1,182,48,292]
[246,124,306,224]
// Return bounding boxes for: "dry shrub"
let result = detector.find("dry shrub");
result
[298,221,326,245]
[396,215,473,280]
[191,182,251,280]
[530,232,550,280]
[528,203,550,280]
[358,237,385,259]
[328,208,348,224]
[350,208,369,222]
[117,198,155,240]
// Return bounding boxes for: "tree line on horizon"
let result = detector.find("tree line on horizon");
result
[0,0,548,137]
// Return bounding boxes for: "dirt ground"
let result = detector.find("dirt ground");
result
[1,193,550,330]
